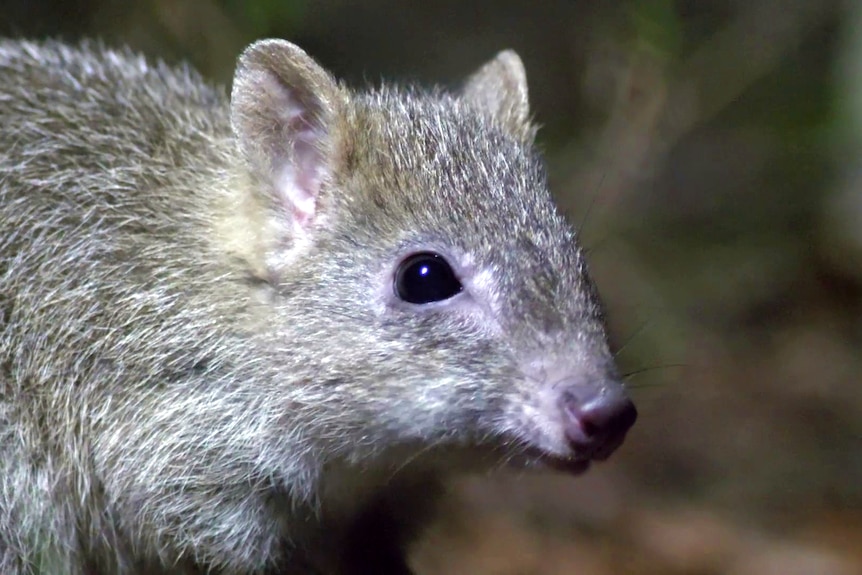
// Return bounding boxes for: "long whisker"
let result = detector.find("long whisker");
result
[576,172,607,238]
[614,316,653,357]
[622,363,689,379]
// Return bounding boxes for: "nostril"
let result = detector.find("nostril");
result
[581,396,638,438]
[579,410,603,437]
[559,387,638,459]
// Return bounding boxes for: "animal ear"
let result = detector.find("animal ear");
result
[230,39,344,234]
[461,50,533,141]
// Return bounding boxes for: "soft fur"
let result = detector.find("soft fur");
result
[0,39,629,574]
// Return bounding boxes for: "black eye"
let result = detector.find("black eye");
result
[394,252,463,304]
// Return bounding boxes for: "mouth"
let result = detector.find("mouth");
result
[515,427,631,475]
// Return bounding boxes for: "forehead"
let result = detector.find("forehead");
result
[345,89,570,251]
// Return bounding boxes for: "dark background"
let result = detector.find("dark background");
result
[3,1,861,573]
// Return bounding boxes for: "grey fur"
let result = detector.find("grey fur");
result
[0,39,632,574]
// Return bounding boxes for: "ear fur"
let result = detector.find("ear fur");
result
[461,50,533,141]
[230,39,344,232]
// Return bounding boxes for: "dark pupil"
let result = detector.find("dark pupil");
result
[395,253,463,304]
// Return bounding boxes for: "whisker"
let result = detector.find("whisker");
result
[622,363,689,379]
[384,440,442,485]
[575,172,607,239]
[614,316,653,357]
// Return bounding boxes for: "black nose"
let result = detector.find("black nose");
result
[559,383,637,461]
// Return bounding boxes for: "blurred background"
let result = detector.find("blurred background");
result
[3,1,861,573]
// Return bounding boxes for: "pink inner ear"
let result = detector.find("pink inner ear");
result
[271,97,327,231]
[274,128,323,229]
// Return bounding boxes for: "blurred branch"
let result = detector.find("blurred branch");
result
[672,0,834,140]
[568,0,838,221]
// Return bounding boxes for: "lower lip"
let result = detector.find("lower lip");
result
[541,456,591,474]
[518,448,592,474]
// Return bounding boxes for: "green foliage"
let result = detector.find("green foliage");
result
[626,0,683,62]
[222,0,307,36]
